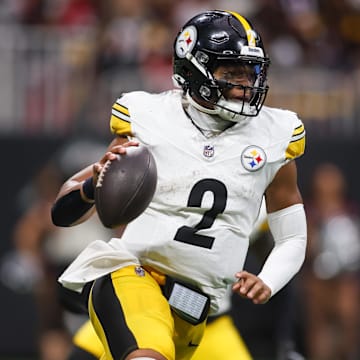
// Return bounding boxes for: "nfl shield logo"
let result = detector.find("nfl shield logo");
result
[134,266,145,277]
[203,145,214,158]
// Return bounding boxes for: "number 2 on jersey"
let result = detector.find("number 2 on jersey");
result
[174,179,227,249]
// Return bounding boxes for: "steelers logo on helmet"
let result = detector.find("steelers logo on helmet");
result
[175,25,197,58]
[241,145,266,172]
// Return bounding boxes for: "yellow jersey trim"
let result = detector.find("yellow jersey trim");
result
[113,102,130,116]
[286,124,306,160]
[110,101,133,136]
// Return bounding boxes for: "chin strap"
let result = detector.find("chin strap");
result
[216,99,252,122]
[186,92,219,115]
[187,92,250,123]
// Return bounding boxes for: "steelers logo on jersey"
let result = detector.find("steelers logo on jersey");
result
[175,26,197,58]
[241,145,266,171]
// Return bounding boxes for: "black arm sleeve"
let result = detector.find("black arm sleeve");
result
[51,189,94,227]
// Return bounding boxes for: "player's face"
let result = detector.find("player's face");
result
[213,63,256,102]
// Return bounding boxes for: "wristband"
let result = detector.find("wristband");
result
[51,189,94,227]
[81,177,95,203]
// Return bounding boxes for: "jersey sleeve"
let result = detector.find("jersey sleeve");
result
[110,95,133,137]
[285,118,306,160]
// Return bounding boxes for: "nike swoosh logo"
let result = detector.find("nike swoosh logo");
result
[188,341,199,347]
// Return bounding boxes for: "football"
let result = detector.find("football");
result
[95,145,157,228]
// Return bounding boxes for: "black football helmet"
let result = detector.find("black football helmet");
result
[173,10,270,121]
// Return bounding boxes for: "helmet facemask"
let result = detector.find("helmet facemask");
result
[212,57,270,121]
[173,10,270,122]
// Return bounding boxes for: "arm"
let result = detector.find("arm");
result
[232,161,307,304]
[264,160,303,212]
[51,137,138,227]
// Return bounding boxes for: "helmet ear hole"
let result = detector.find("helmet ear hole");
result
[199,85,212,100]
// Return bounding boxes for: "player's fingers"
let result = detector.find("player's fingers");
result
[93,154,115,178]
[232,277,244,294]
[238,274,271,304]
[93,141,141,178]
[246,282,264,301]
[231,271,249,291]
[232,271,271,304]
[110,141,139,154]
[233,273,257,296]
[233,270,254,285]
[240,278,257,296]
[123,140,140,147]
[251,286,271,304]
[97,152,118,165]
[92,163,102,182]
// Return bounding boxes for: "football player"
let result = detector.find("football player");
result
[52,10,307,360]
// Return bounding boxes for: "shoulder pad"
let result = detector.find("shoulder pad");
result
[285,119,306,160]
[110,96,133,136]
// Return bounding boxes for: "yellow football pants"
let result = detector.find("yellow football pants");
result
[74,314,252,360]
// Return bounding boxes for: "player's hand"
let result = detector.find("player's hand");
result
[93,140,139,182]
[232,271,271,304]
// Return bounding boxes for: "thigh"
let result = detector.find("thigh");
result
[89,265,175,360]
[172,311,207,360]
[191,315,252,360]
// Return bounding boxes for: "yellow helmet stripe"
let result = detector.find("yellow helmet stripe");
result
[227,11,256,47]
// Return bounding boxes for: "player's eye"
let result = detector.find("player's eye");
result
[221,67,255,83]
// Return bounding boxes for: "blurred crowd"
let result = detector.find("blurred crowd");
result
[1,139,118,360]
[1,1,360,360]
[0,0,360,135]
[301,163,360,360]
[1,0,360,69]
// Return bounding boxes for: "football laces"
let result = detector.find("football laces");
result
[96,159,112,188]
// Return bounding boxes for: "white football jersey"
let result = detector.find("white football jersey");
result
[59,89,305,313]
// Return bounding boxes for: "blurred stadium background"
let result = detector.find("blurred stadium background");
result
[1,0,360,359]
